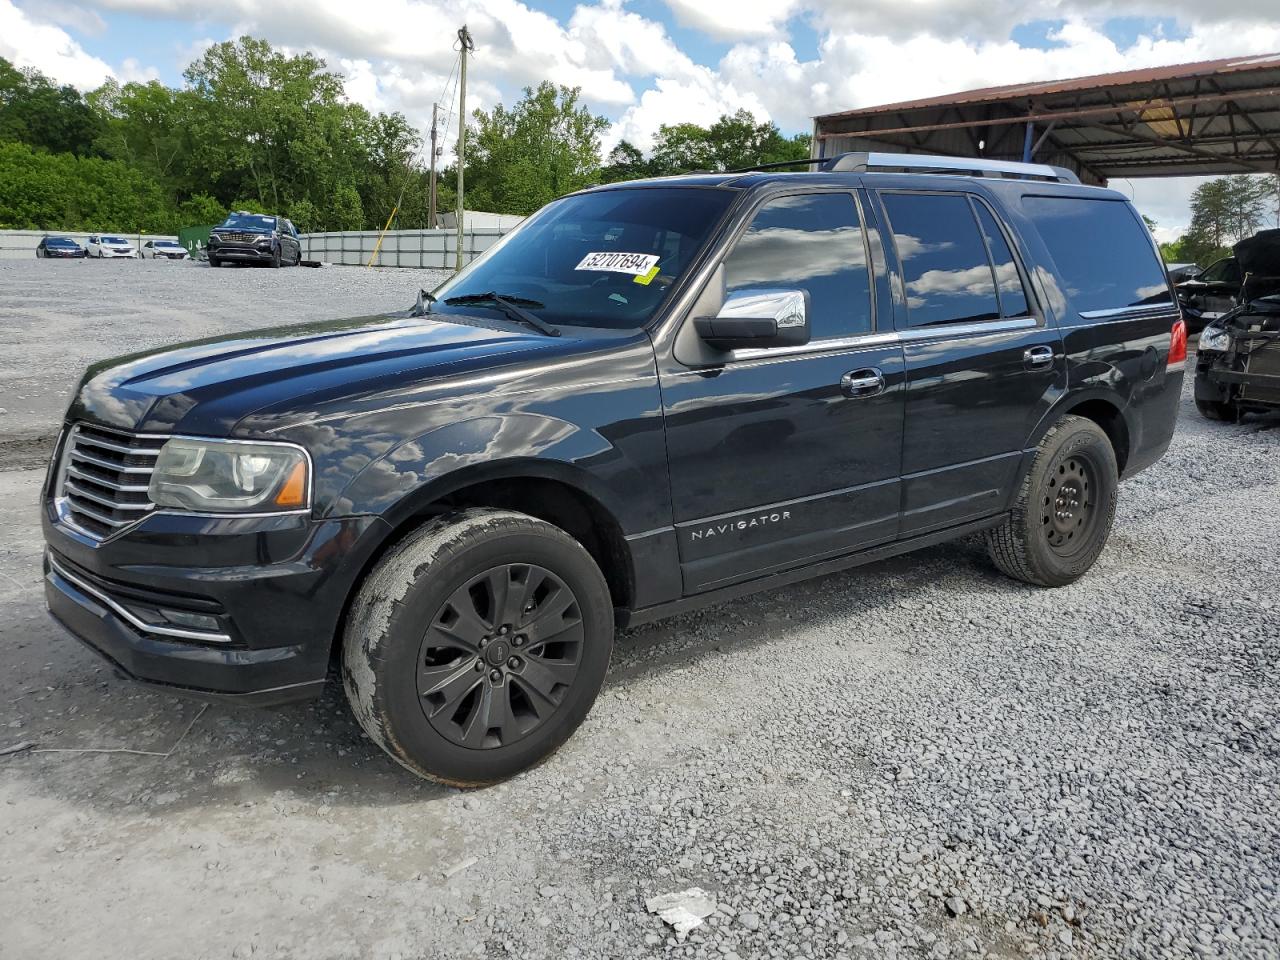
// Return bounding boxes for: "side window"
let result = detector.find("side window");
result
[1023,196,1173,313]
[722,192,872,340]
[973,201,1031,317]
[880,193,1000,327]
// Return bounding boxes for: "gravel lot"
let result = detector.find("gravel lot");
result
[1,259,1278,960]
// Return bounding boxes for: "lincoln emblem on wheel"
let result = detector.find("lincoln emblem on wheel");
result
[42,152,1183,784]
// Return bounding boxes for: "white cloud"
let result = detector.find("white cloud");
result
[0,0,115,88]
[661,0,801,41]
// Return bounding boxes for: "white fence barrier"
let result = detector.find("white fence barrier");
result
[1,226,515,268]
[300,228,510,268]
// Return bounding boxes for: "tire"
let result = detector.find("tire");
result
[1196,398,1237,422]
[342,508,614,786]
[208,254,220,268]
[270,245,281,268]
[985,415,1119,587]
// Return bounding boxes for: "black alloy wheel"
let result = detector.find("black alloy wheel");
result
[419,563,584,749]
[342,509,614,786]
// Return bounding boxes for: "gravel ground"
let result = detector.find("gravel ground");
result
[1,259,1278,960]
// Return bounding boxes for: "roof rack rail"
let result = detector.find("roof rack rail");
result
[819,151,1080,183]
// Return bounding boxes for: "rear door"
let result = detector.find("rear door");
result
[874,188,1064,535]
[659,189,906,593]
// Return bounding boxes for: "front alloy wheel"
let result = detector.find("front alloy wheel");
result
[343,509,613,786]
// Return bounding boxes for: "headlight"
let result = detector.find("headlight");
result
[148,438,310,513]
[1199,325,1232,353]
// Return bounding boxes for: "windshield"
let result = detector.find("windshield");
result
[430,187,735,330]
[220,214,277,230]
[102,237,128,244]
[47,238,77,246]
[155,240,182,248]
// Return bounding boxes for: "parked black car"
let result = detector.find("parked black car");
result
[207,212,302,268]
[1194,231,1280,421]
[1176,256,1243,330]
[42,153,1185,786]
[36,236,86,259]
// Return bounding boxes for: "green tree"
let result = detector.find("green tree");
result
[0,58,104,157]
[650,109,810,174]
[465,82,609,215]
[599,140,654,183]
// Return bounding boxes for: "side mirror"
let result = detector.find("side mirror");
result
[694,289,810,351]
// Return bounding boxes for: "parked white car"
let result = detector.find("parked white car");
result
[139,239,190,260]
[86,235,136,258]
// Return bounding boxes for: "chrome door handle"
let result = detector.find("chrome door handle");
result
[840,367,885,398]
[1024,345,1055,369]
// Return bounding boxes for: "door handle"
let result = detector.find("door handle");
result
[1024,345,1055,369]
[840,367,885,398]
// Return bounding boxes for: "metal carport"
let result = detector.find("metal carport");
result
[812,53,1280,185]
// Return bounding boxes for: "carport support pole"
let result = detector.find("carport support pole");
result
[1022,121,1035,163]
[455,25,473,274]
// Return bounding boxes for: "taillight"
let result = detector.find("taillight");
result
[1168,318,1187,370]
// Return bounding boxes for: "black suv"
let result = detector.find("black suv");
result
[207,212,302,268]
[42,153,1185,785]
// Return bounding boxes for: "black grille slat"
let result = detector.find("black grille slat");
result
[58,425,163,540]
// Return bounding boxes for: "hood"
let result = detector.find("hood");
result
[1234,229,1280,277]
[68,312,589,436]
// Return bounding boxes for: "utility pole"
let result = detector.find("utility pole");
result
[455,24,474,273]
[428,102,439,229]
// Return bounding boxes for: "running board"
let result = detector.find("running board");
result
[617,513,1008,629]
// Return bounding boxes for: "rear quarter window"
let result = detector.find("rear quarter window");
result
[1023,196,1172,315]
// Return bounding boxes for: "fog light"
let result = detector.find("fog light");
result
[160,609,222,631]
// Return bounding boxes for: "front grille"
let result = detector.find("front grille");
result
[57,424,165,539]
[218,231,264,243]
[1242,342,1280,405]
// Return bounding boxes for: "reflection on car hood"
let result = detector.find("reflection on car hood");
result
[68,313,589,436]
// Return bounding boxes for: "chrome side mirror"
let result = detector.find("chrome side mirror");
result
[694,288,810,351]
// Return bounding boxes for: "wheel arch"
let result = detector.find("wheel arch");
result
[1031,392,1132,476]
[327,461,635,665]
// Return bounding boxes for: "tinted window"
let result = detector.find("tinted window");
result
[723,192,871,339]
[973,201,1031,317]
[1023,196,1172,313]
[222,214,277,230]
[881,193,999,326]
[431,187,734,330]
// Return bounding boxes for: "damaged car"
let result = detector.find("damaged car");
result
[1194,230,1280,422]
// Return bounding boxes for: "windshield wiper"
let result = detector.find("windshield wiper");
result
[443,291,561,337]
[409,289,436,317]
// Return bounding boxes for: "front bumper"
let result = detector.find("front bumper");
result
[42,508,391,706]
[209,242,274,262]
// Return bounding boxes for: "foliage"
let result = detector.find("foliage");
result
[1173,175,1280,266]
[648,110,811,174]
[0,59,104,157]
[465,83,609,216]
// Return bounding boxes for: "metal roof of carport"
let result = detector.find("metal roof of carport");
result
[812,53,1280,185]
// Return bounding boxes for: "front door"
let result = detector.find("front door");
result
[874,189,1064,535]
[660,190,906,594]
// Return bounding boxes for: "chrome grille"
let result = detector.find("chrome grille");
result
[218,231,264,243]
[57,424,164,539]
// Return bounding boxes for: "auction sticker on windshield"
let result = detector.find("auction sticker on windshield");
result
[575,252,661,276]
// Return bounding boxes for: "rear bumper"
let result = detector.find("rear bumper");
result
[42,510,391,706]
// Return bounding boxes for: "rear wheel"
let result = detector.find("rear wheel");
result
[1195,398,1237,422]
[342,508,614,786]
[986,415,1118,587]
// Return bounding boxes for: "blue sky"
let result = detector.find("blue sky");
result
[4,0,1279,237]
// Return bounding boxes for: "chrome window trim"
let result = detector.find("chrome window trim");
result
[725,315,1038,363]
[1078,303,1179,320]
[46,554,233,644]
